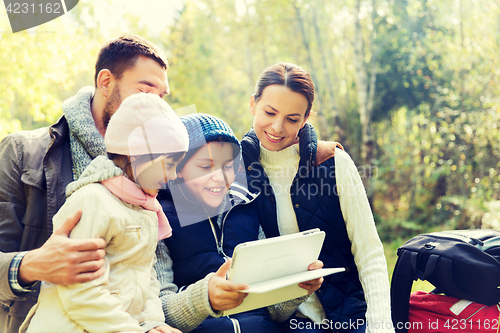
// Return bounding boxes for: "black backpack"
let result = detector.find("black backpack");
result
[390,229,500,333]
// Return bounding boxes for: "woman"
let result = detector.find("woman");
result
[241,63,394,333]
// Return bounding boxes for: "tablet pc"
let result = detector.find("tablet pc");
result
[223,228,345,315]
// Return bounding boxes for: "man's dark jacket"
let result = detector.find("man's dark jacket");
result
[0,117,73,333]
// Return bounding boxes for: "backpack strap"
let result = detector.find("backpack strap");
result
[434,257,465,299]
[411,253,439,280]
[391,250,416,333]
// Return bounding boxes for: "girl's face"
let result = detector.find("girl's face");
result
[131,154,182,197]
[250,84,309,151]
[177,142,236,210]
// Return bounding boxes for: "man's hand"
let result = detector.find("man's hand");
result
[298,260,324,295]
[208,259,249,311]
[147,325,182,333]
[18,208,106,285]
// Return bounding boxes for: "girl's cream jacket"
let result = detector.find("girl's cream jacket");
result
[21,156,165,333]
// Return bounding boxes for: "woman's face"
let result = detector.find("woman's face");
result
[131,154,181,197]
[250,84,309,151]
[177,142,236,209]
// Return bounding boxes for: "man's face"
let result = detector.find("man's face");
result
[102,55,169,129]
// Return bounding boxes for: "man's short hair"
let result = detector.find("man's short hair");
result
[94,34,168,86]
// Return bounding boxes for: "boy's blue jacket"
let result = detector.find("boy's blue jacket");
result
[241,123,367,328]
[157,182,281,333]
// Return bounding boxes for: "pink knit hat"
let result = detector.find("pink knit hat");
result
[105,93,189,156]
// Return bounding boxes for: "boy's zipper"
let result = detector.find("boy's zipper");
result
[228,317,241,333]
[208,199,237,258]
[207,214,226,257]
[218,204,236,256]
[205,185,259,258]
[177,185,227,256]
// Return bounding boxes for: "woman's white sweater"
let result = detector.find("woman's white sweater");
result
[259,144,394,333]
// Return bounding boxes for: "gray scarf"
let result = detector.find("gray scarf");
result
[62,86,107,180]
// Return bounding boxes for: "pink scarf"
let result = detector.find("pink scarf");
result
[100,175,172,240]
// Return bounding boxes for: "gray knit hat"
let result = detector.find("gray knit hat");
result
[177,113,240,170]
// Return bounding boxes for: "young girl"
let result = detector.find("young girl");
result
[21,93,189,333]
[241,63,395,333]
[154,113,323,333]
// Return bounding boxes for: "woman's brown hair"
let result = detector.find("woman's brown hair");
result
[253,62,315,118]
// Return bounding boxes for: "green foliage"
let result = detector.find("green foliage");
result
[370,0,500,240]
[0,6,100,138]
[373,103,500,240]
[0,0,151,139]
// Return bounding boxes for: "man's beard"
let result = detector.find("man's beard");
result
[102,85,122,130]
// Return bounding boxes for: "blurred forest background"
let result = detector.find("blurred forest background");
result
[1,0,500,280]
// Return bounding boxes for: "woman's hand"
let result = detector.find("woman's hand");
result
[148,324,182,333]
[298,260,324,295]
[208,259,249,311]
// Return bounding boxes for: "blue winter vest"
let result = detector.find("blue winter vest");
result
[241,124,367,329]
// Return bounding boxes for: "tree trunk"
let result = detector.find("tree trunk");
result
[353,0,376,164]
[294,2,330,140]
[311,3,346,144]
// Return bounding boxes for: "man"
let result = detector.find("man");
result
[0,34,170,333]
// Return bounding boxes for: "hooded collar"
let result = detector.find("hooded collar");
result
[48,116,70,149]
[65,155,123,197]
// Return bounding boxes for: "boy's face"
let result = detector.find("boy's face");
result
[177,142,236,209]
